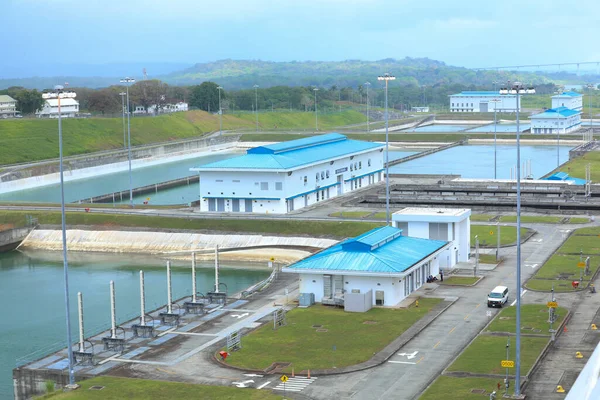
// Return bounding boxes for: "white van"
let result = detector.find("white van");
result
[487,286,509,308]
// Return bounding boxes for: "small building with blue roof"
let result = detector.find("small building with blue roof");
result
[552,91,583,111]
[449,91,519,113]
[543,172,587,185]
[282,226,450,307]
[529,107,582,134]
[190,133,384,213]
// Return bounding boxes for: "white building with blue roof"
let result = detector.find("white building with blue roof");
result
[529,107,582,134]
[190,133,385,214]
[449,91,519,113]
[283,226,449,307]
[552,91,583,111]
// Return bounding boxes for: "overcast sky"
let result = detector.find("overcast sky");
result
[2,0,599,77]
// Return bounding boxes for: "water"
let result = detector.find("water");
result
[0,150,241,204]
[389,145,572,179]
[388,150,419,161]
[0,250,269,399]
[466,123,531,133]
[405,124,472,132]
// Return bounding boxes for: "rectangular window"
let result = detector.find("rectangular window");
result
[368,159,371,167]
[359,161,362,169]
[429,223,449,241]
[396,222,409,236]
[275,182,283,190]
[232,180,240,183]
[303,176,307,185]
[260,182,268,190]
[215,180,223,182]
[326,170,330,178]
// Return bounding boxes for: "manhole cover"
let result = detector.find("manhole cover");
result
[89,386,105,391]
[312,324,322,328]
[521,327,533,330]
[499,317,511,320]
[532,329,541,333]
[316,328,329,332]
[470,389,486,394]
[363,321,378,325]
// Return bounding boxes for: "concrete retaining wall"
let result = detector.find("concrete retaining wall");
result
[13,367,75,400]
[19,229,337,254]
[0,226,33,252]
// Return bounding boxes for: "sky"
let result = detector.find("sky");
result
[1,0,600,78]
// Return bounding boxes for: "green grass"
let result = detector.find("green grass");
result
[557,235,600,254]
[570,217,592,224]
[529,255,597,280]
[471,225,528,247]
[420,376,504,400]
[486,304,567,335]
[571,226,600,235]
[225,299,441,371]
[446,335,548,375]
[478,254,499,264]
[559,151,600,180]
[328,211,372,219]
[499,215,564,224]
[470,214,493,222]
[233,110,366,131]
[440,276,479,285]
[0,211,382,238]
[38,376,281,399]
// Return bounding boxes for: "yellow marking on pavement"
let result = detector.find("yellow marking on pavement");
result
[449,327,456,334]
[475,303,481,309]
[416,356,424,364]
[433,341,441,349]
[156,368,175,375]
[464,314,470,320]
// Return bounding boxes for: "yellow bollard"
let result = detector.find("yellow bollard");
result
[416,300,419,308]
[556,385,565,393]
[592,324,598,330]
[576,351,584,359]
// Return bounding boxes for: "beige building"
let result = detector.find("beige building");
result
[0,95,18,118]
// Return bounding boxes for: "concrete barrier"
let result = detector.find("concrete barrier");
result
[0,226,34,252]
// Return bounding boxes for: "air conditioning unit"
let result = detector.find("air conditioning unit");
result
[298,293,315,308]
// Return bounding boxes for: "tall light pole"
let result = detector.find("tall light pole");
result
[499,81,535,397]
[365,82,371,132]
[253,84,259,132]
[120,77,135,208]
[587,83,595,140]
[217,86,223,136]
[490,98,502,179]
[377,73,396,225]
[313,87,319,131]
[119,92,126,149]
[42,86,77,386]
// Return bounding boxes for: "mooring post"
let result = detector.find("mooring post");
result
[192,252,197,303]
[214,245,220,293]
[110,280,117,339]
[77,292,85,352]
[139,270,146,326]
[167,261,173,314]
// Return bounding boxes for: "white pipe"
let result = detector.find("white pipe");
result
[110,280,116,339]
[139,270,146,326]
[167,261,172,314]
[214,245,219,293]
[77,292,84,352]
[192,252,197,303]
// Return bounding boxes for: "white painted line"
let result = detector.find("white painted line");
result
[257,381,271,389]
[530,264,538,269]
[510,289,528,306]
[157,326,178,337]
[273,388,303,392]
[388,361,416,364]
[172,331,218,337]
[510,299,517,306]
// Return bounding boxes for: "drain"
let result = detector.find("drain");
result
[89,386,105,391]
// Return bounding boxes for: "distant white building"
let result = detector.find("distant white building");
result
[0,95,18,118]
[552,91,583,111]
[146,102,189,115]
[392,208,471,269]
[449,91,519,113]
[529,107,582,134]
[411,106,429,113]
[36,98,79,118]
[133,106,146,114]
[190,133,385,214]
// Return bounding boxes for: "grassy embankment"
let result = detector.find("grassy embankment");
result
[0,110,365,165]
[526,226,600,291]
[225,299,441,372]
[420,304,566,400]
[557,150,600,180]
[0,210,382,238]
[38,376,282,400]
[470,225,528,247]
[471,214,589,224]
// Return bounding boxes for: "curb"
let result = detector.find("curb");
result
[439,275,484,287]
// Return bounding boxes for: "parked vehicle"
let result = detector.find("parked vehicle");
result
[487,285,509,308]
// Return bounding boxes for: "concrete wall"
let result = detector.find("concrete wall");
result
[13,367,76,400]
[0,226,33,252]
[553,96,583,111]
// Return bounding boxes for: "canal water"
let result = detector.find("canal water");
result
[389,144,572,179]
[0,250,269,399]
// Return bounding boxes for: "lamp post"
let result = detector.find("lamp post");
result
[499,81,535,397]
[119,92,126,149]
[120,77,135,208]
[365,82,371,132]
[217,86,223,136]
[490,98,502,179]
[314,87,319,131]
[377,73,396,225]
[587,83,595,140]
[42,85,77,386]
[253,84,259,131]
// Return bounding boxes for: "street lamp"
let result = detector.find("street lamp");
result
[489,98,502,179]
[254,84,259,132]
[365,82,371,132]
[42,85,77,387]
[377,73,396,225]
[587,83,595,139]
[499,81,535,397]
[217,86,223,136]
[120,77,135,208]
[119,92,126,149]
[313,88,319,131]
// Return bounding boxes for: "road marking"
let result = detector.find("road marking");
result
[257,381,272,389]
[388,361,416,364]
[529,264,538,269]
[416,356,424,364]
[464,314,470,320]
[232,380,254,388]
[231,313,249,319]
[475,303,481,309]
[449,327,456,334]
[433,341,441,349]
[397,351,419,359]
[510,289,528,306]
[244,373,264,378]
[273,377,317,392]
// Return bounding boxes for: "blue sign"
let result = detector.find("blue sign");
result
[335,167,347,174]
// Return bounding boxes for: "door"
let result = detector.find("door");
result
[244,199,253,212]
[288,200,294,212]
[304,195,308,208]
[323,275,332,299]
[455,249,459,264]
[337,175,343,195]
[216,198,225,212]
[333,275,343,296]
[208,198,216,211]
[232,199,240,212]
[480,102,488,112]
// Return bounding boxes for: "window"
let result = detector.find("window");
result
[451,103,454,107]
[429,223,449,241]
[350,164,354,171]
[359,161,362,169]
[321,171,325,180]
[396,222,409,235]
[326,170,330,178]
[368,159,371,167]
[232,180,240,183]
[316,172,319,181]
[354,162,358,170]
[303,176,308,185]
[216,179,223,182]
[275,182,283,190]
[260,182,268,190]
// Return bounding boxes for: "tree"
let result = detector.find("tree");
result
[6,88,44,115]
[189,82,221,112]
[130,79,169,114]
[87,88,121,115]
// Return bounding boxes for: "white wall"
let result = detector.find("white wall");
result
[300,274,325,302]
[449,95,519,112]
[552,96,583,111]
[531,114,581,134]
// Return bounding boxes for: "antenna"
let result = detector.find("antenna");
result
[143,68,148,80]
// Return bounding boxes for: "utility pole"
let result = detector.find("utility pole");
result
[254,84,259,131]
[377,73,396,225]
[475,235,479,277]
[365,82,371,133]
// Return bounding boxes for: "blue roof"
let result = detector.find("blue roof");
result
[553,91,582,98]
[451,91,501,96]
[543,172,587,185]
[191,133,384,171]
[530,107,581,119]
[285,226,447,275]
